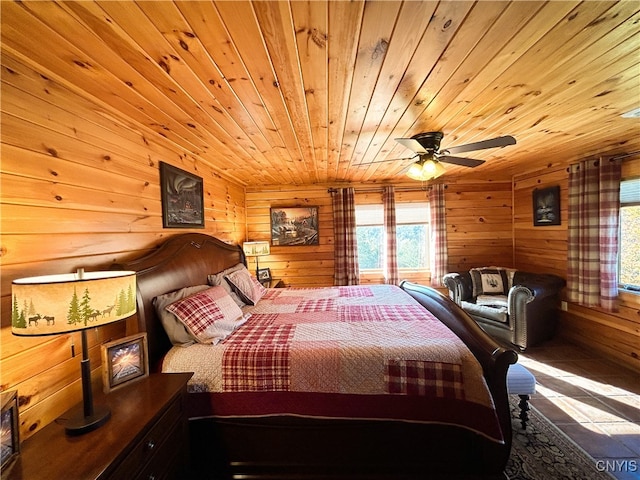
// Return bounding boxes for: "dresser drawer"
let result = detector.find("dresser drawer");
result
[134,419,188,480]
[109,394,184,479]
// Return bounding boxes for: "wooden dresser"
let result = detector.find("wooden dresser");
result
[7,373,193,480]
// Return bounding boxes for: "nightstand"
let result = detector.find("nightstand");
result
[7,372,193,480]
[262,278,284,288]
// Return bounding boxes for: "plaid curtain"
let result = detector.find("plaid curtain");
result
[331,187,360,286]
[567,158,621,311]
[383,186,399,285]
[429,184,448,287]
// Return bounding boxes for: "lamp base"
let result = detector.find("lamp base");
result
[59,403,111,436]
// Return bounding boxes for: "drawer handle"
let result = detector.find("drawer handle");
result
[146,439,156,451]
[148,475,156,480]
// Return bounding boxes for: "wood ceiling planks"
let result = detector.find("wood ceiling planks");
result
[2,0,639,186]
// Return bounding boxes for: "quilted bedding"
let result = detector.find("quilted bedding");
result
[162,284,504,442]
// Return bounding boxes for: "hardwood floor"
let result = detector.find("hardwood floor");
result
[518,338,640,480]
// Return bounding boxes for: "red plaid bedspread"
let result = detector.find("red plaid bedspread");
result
[163,285,504,442]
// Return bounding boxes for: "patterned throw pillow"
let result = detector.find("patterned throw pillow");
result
[165,286,247,344]
[153,284,210,346]
[224,268,267,306]
[470,268,509,297]
[207,263,248,307]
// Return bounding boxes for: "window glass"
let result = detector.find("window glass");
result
[355,203,429,271]
[619,178,640,290]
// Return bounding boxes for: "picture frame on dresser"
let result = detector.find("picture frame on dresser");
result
[1,390,20,473]
[102,333,149,393]
[159,161,205,228]
[257,268,272,282]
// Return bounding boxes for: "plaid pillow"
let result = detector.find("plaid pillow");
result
[225,269,267,306]
[470,268,509,297]
[165,286,246,344]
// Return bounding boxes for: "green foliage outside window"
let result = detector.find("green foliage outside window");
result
[620,205,640,287]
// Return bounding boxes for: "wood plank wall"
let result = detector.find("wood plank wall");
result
[0,55,246,440]
[514,158,640,373]
[245,179,513,288]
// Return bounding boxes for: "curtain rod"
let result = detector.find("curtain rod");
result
[327,185,444,194]
[611,150,640,161]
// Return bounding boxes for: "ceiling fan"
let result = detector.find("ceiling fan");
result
[394,132,516,181]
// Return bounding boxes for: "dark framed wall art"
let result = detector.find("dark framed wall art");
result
[270,206,319,246]
[160,161,205,228]
[533,185,561,226]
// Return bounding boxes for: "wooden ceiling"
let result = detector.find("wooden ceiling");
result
[2,1,639,187]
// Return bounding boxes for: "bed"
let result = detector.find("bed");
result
[118,233,517,479]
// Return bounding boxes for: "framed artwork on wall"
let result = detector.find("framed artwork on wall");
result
[533,186,561,226]
[101,333,149,393]
[159,161,204,228]
[1,390,20,472]
[270,206,319,246]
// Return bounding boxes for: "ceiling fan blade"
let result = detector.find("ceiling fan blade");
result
[443,135,516,155]
[394,138,428,154]
[439,155,485,168]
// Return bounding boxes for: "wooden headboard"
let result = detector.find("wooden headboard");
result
[117,233,245,369]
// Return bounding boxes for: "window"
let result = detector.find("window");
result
[619,177,640,291]
[355,203,429,271]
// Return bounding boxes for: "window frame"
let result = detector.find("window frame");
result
[354,202,430,273]
[618,176,640,295]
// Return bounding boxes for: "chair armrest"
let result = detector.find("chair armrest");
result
[443,272,473,305]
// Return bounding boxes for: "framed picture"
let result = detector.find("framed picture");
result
[1,390,20,472]
[270,206,319,246]
[159,161,205,228]
[101,333,149,393]
[257,268,272,282]
[533,186,561,226]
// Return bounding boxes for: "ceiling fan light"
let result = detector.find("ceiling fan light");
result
[406,162,426,180]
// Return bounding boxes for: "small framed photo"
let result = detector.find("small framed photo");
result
[257,268,272,282]
[159,161,205,229]
[101,333,149,393]
[533,185,561,226]
[1,390,20,472]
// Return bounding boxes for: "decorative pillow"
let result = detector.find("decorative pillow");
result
[165,286,247,344]
[224,268,267,306]
[207,263,248,307]
[153,285,210,346]
[470,268,509,297]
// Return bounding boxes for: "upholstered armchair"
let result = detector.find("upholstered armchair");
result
[443,268,566,350]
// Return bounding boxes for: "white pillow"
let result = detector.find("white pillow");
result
[153,285,210,346]
[165,286,248,344]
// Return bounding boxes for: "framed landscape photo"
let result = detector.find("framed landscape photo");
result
[257,268,272,282]
[101,333,149,393]
[270,206,319,246]
[1,390,19,472]
[533,186,561,226]
[160,161,205,228]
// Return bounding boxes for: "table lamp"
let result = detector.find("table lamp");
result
[11,269,137,435]
[242,241,270,277]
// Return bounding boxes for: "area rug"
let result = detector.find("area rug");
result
[506,397,615,480]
